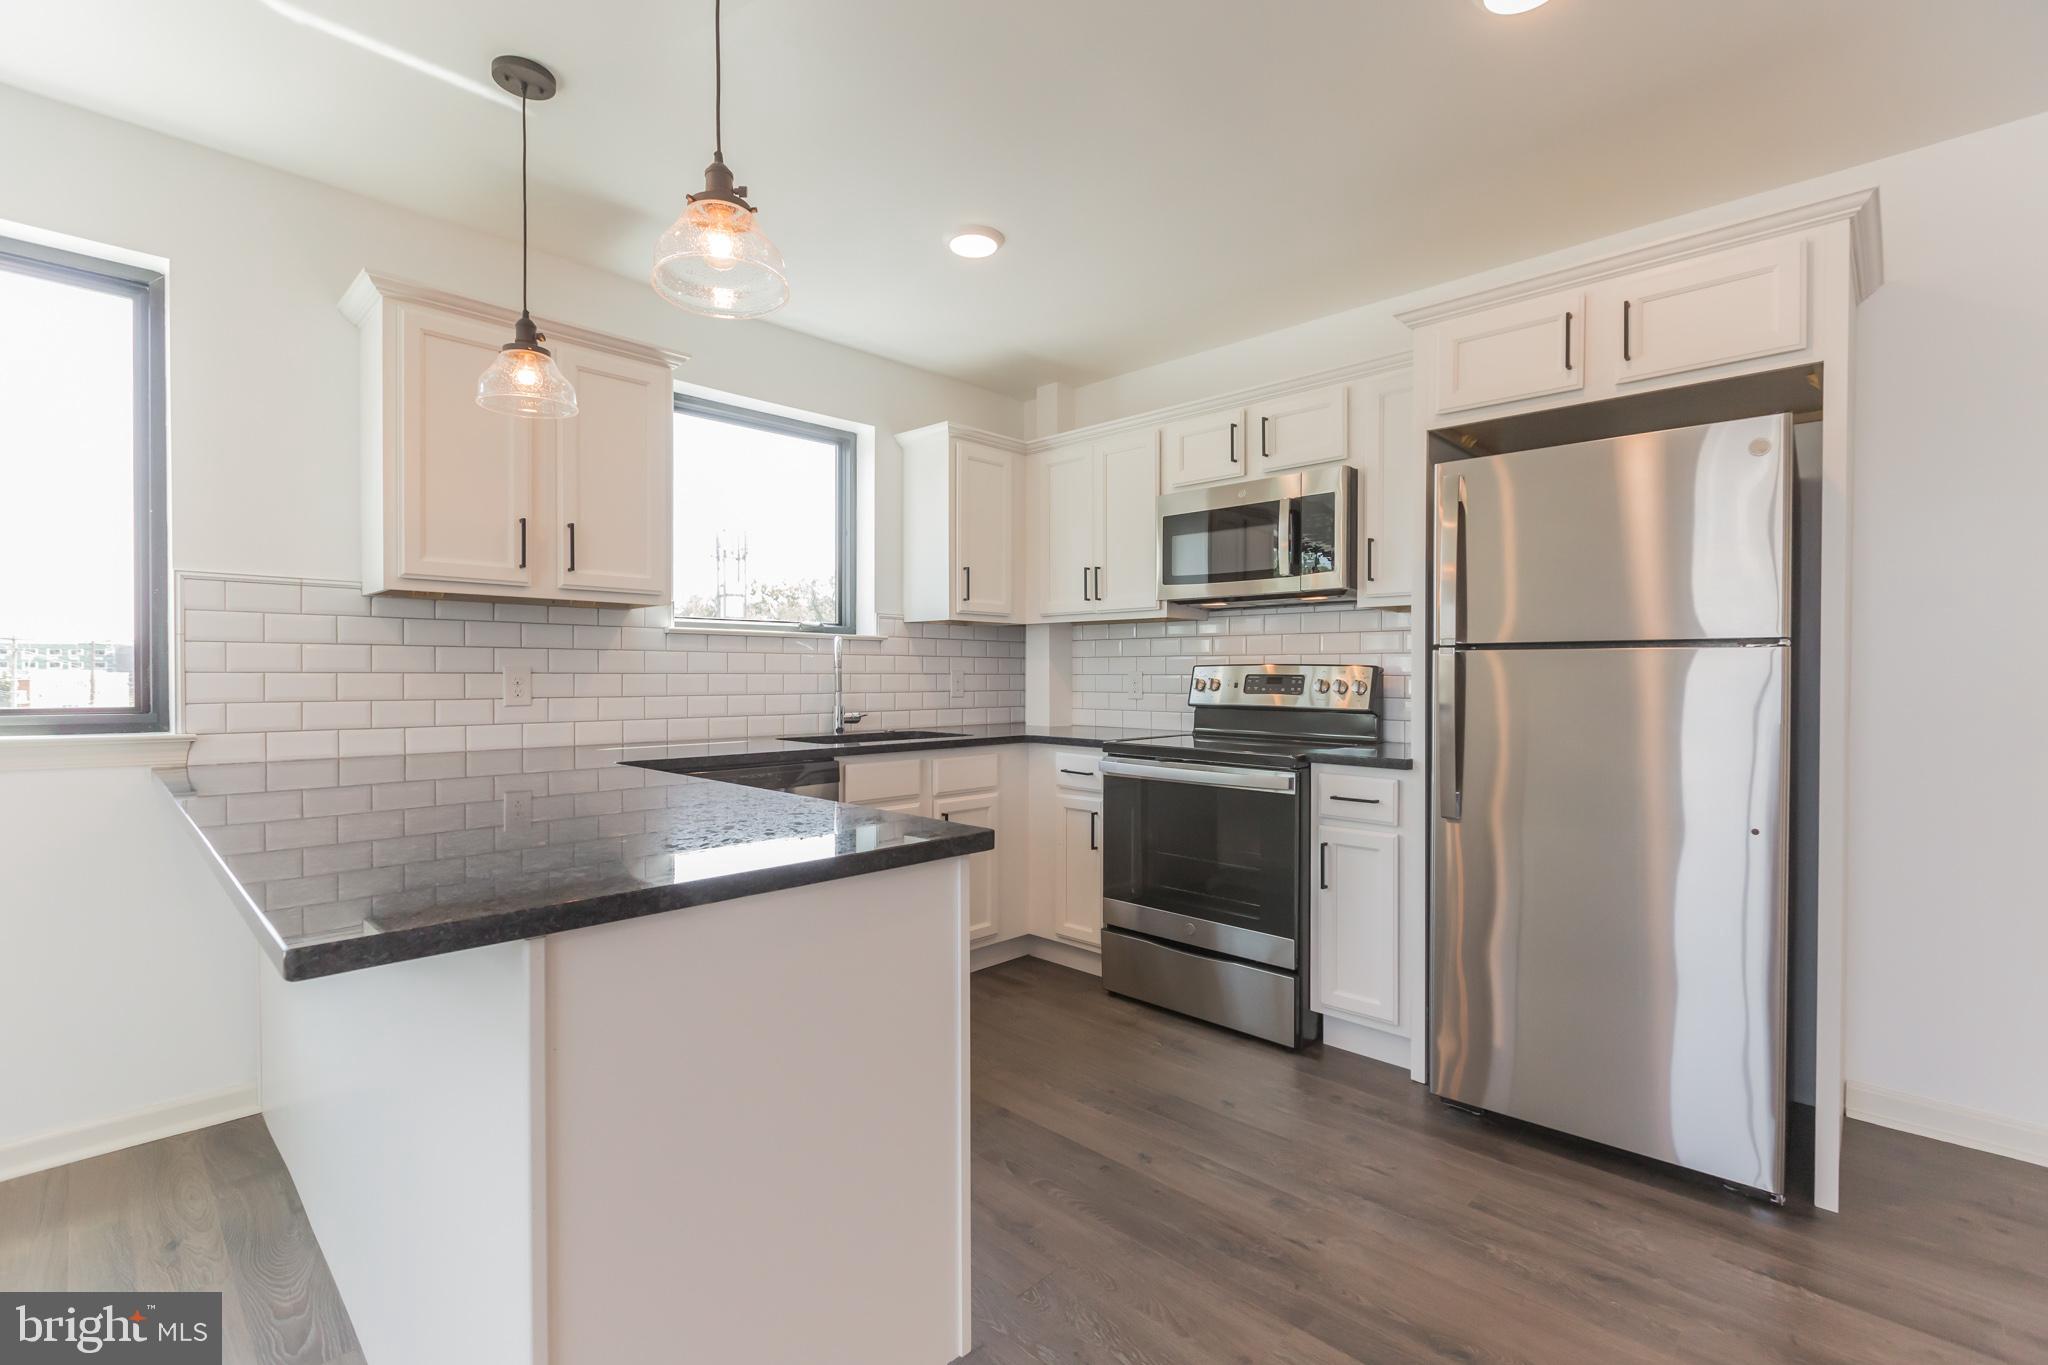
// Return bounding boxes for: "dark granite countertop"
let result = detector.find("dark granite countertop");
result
[620,721,1414,774]
[160,746,992,981]
[620,721,1183,774]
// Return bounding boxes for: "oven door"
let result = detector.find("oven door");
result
[1101,757,1304,968]
[1157,466,1355,603]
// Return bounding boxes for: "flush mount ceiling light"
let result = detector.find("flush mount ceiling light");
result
[651,0,791,320]
[476,55,578,419]
[946,227,1005,259]
[1476,0,1551,12]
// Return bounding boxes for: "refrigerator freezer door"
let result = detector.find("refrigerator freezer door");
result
[1436,416,1792,646]
[1430,644,1790,1194]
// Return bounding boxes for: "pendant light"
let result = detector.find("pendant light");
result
[477,55,578,418]
[651,0,790,319]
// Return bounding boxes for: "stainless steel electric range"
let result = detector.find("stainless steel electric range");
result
[1098,662,1383,1048]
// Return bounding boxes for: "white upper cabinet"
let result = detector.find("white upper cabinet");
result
[1432,288,1586,416]
[1357,376,1418,603]
[1095,429,1161,615]
[1161,407,1247,489]
[901,423,1023,623]
[343,272,679,606]
[1040,442,1101,616]
[392,303,538,592]
[550,342,675,599]
[1248,384,1348,472]
[1610,237,1808,385]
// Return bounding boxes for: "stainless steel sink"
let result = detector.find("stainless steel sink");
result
[784,729,967,744]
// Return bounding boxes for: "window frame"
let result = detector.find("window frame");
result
[0,236,169,736]
[670,393,858,636]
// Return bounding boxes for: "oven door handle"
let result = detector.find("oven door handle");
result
[1099,757,1298,794]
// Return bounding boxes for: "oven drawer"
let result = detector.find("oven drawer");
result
[1102,929,1300,1048]
[1316,771,1399,826]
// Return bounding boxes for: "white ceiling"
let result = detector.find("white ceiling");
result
[8,1,2048,396]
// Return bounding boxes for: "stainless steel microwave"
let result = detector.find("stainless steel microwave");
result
[1157,466,1356,605]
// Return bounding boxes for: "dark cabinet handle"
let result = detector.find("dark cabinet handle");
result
[1319,841,1329,890]
[1260,415,1270,458]
[518,517,527,569]
[1564,311,1574,371]
[1366,536,1375,583]
[941,812,951,821]
[566,522,576,572]
[1082,566,1090,602]
[1092,566,1102,600]
[1623,300,1632,362]
[1229,422,1238,464]
[963,566,971,602]
[1058,768,1091,777]
[1089,811,1098,852]
[1332,795,1381,805]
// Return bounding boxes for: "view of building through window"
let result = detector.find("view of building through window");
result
[671,404,852,630]
[0,261,141,714]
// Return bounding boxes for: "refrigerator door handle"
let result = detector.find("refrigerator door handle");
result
[1437,649,1463,821]
[1437,473,1466,645]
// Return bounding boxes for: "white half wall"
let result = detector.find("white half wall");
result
[1064,111,2048,1148]
[0,769,260,1179]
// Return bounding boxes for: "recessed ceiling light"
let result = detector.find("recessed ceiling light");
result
[947,227,1005,259]
[1477,0,1550,12]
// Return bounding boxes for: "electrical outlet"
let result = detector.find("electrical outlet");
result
[502,789,533,826]
[949,663,967,700]
[504,662,533,706]
[1126,670,1145,699]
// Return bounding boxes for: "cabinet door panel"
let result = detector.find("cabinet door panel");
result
[1313,824,1400,1027]
[553,345,674,598]
[398,306,535,588]
[1615,237,1807,384]
[1041,444,1099,616]
[953,441,1016,618]
[1433,289,1585,415]
[1161,408,1246,489]
[1360,382,1418,601]
[1250,384,1348,472]
[1053,792,1104,948]
[1096,430,1160,614]
[934,789,1001,941]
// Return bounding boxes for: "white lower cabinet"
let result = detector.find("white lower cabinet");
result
[1311,819,1401,1029]
[933,788,1003,942]
[1051,791,1104,948]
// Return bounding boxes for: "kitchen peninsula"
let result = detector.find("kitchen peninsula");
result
[162,743,990,1365]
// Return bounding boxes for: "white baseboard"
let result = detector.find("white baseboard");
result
[0,1085,261,1184]
[1321,1016,1414,1070]
[1847,1082,2048,1169]
[968,935,1103,977]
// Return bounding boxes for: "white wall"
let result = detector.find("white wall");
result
[0,768,260,1172]
[1062,112,2048,1144]
[0,79,1027,1169]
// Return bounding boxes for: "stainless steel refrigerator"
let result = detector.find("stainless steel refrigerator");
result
[1430,414,1793,1197]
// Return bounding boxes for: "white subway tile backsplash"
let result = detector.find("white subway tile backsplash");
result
[177,575,1028,764]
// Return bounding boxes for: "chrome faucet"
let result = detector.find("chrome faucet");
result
[832,634,866,734]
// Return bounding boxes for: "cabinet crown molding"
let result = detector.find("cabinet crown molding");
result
[338,270,689,372]
[1395,188,1884,331]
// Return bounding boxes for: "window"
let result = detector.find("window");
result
[0,237,168,734]
[671,395,856,632]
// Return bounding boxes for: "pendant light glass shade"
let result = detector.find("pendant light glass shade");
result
[653,192,790,319]
[477,328,578,418]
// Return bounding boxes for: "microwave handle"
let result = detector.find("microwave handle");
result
[1278,491,1297,581]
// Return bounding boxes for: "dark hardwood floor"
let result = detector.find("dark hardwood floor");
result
[966,957,2048,1365]
[6,961,2044,1364]
[0,1117,360,1365]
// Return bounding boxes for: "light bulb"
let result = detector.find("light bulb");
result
[478,344,578,418]
[704,228,739,269]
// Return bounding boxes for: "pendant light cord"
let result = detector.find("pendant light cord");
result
[713,0,723,159]
[520,88,530,319]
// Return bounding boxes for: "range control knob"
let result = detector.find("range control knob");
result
[1316,678,1332,694]
[1334,680,1350,697]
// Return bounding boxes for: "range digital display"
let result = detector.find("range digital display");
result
[1243,674,1305,696]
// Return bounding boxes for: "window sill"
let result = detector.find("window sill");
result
[0,732,194,774]
[664,622,886,643]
